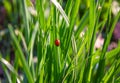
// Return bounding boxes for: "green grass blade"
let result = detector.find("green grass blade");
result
[51,0,69,26]
[2,65,12,83]
[75,10,89,39]
[87,0,96,48]
[70,0,81,26]
[65,0,81,58]
[65,0,73,17]
[106,46,120,59]
[8,25,34,83]
[96,11,120,82]
[101,61,116,82]
[82,0,96,82]
[0,53,21,83]
[28,22,39,67]
[116,76,120,83]
[11,50,20,83]
[36,0,45,29]
[22,0,30,43]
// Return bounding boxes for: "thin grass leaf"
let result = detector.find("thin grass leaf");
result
[78,60,86,83]
[102,53,120,82]
[101,61,117,82]
[0,55,16,76]
[70,0,81,26]
[91,46,120,67]
[114,58,120,76]
[71,34,77,54]
[8,25,34,83]
[96,11,120,82]
[11,50,20,83]
[116,76,120,82]
[51,0,69,27]
[86,1,106,82]
[82,0,96,82]
[22,0,30,43]
[87,0,96,48]
[36,0,45,29]
[106,46,120,59]
[2,65,12,83]
[75,10,89,39]
[65,0,73,17]
[15,30,28,54]
[62,67,74,83]
[28,22,39,67]
[65,0,81,60]
[0,54,21,83]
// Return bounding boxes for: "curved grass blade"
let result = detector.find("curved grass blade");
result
[0,53,21,83]
[51,0,69,27]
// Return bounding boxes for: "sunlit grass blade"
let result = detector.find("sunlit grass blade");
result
[51,0,69,26]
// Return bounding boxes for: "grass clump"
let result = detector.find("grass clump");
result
[0,0,120,83]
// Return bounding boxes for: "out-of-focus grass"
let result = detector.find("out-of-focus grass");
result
[0,0,120,83]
